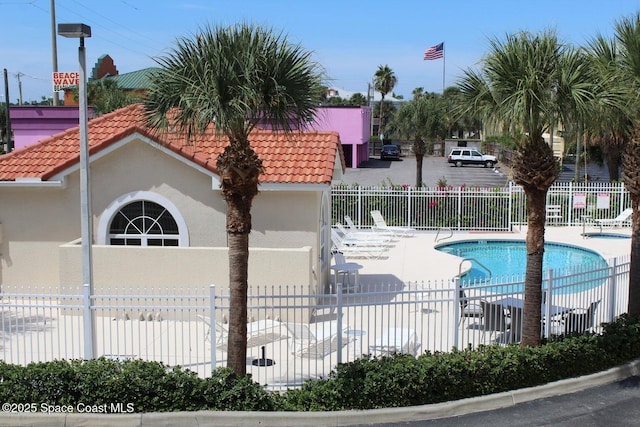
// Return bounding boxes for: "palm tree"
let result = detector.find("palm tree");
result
[80,79,140,115]
[614,13,640,317]
[373,65,397,140]
[582,35,634,182]
[456,30,597,346]
[143,23,325,376]
[387,91,446,187]
[349,93,368,106]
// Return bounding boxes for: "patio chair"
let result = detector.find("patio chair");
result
[334,222,392,244]
[458,289,483,325]
[331,252,362,293]
[594,208,633,230]
[197,315,228,346]
[506,305,523,343]
[550,300,601,335]
[545,204,563,224]
[197,315,283,348]
[370,210,415,237]
[480,301,511,343]
[284,321,347,358]
[344,215,394,237]
[370,328,419,356]
[331,229,387,259]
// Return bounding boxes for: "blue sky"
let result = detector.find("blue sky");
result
[2,0,640,103]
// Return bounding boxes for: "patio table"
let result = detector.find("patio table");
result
[493,297,571,317]
[330,262,362,293]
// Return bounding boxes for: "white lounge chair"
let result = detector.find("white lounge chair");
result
[284,321,347,358]
[370,328,419,355]
[370,210,415,237]
[594,208,633,230]
[335,222,392,244]
[197,315,282,348]
[344,215,394,238]
[331,229,387,259]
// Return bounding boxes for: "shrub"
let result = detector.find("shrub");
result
[200,368,276,411]
[0,316,639,412]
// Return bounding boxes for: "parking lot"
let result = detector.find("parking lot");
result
[339,154,510,187]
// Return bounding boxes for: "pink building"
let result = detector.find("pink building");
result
[9,106,95,151]
[9,104,369,167]
[305,106,371,168]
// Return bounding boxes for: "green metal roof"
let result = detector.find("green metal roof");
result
[104,68,160,90]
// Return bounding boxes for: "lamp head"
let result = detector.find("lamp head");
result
[57,23,92,38]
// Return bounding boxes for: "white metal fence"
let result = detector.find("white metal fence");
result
[332,182,631,230]
[0,254,629,390]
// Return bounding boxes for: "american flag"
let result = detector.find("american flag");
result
[424,42,444,60]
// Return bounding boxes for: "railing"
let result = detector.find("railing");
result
[458,257,492,280]
[0,254,629,390]
[332,182,631,230]
[434,227,453,242]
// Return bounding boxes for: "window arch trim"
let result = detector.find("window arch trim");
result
[97,191,189,246]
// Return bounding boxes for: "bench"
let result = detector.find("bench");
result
[545,205,563,224]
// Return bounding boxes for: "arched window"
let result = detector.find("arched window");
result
[97,191,189,246]
[109,200,179,246]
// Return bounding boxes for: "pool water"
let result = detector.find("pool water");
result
[436,240,608,290]
[582,233,631,239]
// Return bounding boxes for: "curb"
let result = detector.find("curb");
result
[3,358,640,427]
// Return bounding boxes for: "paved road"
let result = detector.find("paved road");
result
[339,155,614,188]
[351,376,640,427]
[340,155,510,188]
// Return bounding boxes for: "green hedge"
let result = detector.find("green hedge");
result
[1,315,639,412]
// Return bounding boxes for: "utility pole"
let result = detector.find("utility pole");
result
[50,0,60,106]
[3,69,13,152]
[15,73,23,105]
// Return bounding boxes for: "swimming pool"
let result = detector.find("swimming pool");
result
[581,233,631,240]
[436,239,609,292]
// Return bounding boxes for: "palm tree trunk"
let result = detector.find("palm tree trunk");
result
[378,95,386,139]
[414,137,426,188]
[623,139,640,317]
[217,143,262,377]
[521,188,546,346]
[602,139,624,182]
[629,209,640,317]
[227,231,249,376]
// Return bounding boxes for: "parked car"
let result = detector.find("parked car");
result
[447,148,498,168]
[380,144,401,160]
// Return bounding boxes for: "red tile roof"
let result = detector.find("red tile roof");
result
[0,103,345,184]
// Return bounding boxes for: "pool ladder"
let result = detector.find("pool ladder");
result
[458,257,493,281]
[434,227,453,243]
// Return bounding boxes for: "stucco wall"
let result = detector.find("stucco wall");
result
[59,243,313,289]
[58,244,315,322]
[0,136,326,292]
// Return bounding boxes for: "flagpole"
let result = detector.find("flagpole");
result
[442,42,445,93]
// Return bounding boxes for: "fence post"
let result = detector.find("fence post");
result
[457,187,462,230]
[210,284,216,373]
[336,282,344,364]
[508,182,513,231]
[407,186,412,228]
[357,186,363,227]
[453,278,460,347]
[544,269,553,338]
[607,258,618,323]
[82,283,94,359]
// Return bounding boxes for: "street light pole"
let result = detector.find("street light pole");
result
[57,23,95,359]
[50,0,60,106]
